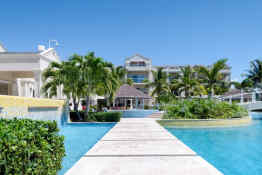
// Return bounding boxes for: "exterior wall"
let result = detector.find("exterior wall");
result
[0,95,68,126]
[0,44,6,52]
[124,54,232,105]
[0,45,61,99]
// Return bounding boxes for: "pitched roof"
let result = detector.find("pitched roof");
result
[125,54,151,61]
[115,84,152,99]
[0,52,44,63]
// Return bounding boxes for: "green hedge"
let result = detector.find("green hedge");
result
[0,118,65,175]
[164,99,248,119]
[70,111,121,122]
[93,112,121,122]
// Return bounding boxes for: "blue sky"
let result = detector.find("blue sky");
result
[1,0,262,81]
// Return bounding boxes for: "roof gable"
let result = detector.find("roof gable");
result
[115,84,151,99]
[125,54,151,63]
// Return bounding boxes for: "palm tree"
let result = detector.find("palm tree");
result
[145,67,169,103]
[71,52,106,113]
[126,78,134,86]
[42,60,84,112]
[197,59,228,98]
[170,66,200,98]
[245,59,262,88]
[99,64,126,107]
[231,79,253,94]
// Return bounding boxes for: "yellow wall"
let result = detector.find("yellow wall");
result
[0,95,65,108]
[0,95,65,119]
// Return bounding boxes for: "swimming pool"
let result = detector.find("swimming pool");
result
[113,109,159,118]
[166,113,262,175]
[58,123,115,175]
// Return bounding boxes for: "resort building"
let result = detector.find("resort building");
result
[0,43,63,99]
[124,54,231,102]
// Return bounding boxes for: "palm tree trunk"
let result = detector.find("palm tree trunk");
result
[73,98,78,112]
[85,95,90,114]
[73,98,81,120]
[208,88,214,99]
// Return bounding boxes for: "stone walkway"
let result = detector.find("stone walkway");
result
[65,118,223,175]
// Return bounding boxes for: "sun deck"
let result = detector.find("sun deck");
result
[65,118,223,175]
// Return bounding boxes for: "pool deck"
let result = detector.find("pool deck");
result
[65,118,223,175]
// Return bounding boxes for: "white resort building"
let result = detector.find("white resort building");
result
[0,43,63,99]
[125,54,231,104]
[0,42,231,107]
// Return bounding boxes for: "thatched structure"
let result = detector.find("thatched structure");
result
[114,84,151,109]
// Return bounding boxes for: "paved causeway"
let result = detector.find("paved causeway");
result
[66,118,223,175]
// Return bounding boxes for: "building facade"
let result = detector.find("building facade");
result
[0,43,63,99]
[124,54,231,101]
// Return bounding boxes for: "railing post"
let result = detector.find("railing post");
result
[229,96,232,104]
[240,89,244,104]
[252,91,256,103]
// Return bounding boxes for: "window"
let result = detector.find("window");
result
[130,61,146,67]
[127,74,146,83]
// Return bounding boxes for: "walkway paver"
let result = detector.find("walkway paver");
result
[65,118,223,175]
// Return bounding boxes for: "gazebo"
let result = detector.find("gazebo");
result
[114,84,151,109]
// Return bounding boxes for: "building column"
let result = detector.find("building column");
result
[7,80,12,95]
[33,70,43,98]
[130,99,133,109]
[17,79,22,96]
[240,89,244,104]
[11,79,18,96]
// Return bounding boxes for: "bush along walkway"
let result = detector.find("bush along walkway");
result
[65,118,222,175]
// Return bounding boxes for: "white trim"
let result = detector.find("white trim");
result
[0,80,9,84]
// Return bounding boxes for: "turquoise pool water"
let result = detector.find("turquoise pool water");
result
[58,123,115,175]
[117,109,159,118]
[166,113,262,175]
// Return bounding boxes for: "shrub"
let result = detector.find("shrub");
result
[163,99,248,119]
[94,112,121,122]
[70,111,122,122]
[144,105,150,109]
[70,111,85,121]
[0,118,65,175]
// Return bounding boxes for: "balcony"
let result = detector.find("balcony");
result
[127,74,147,83]
[125,65,150,72]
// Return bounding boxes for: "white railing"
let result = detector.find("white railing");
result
[220,90,262,110]
[220,91,262,104]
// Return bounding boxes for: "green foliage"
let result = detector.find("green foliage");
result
[93,112,122,122]
[0,119,65,175]
[245,59,262,88]
[70,111,121,122]
[170,66,200,98]
[42,53,127,112]
[163,99,248,119]
[145,67,169,103]
[126,78,134,86]
[144,105,150,109]
[197,58,229,97]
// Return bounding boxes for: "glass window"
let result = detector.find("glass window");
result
[130,62,146,67]
[127,74,146,83]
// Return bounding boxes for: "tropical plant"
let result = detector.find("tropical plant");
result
[231,79,253,92]
[164,99,248,119]
[71,52,106,113]
[145,67,169,103]
[197,59,228,98]
[170,66,200,98]
[0,118,65,175]
[126,78,134,86]
[245,59,262,88]
[42,59,84,112]
[98,64,126,107]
